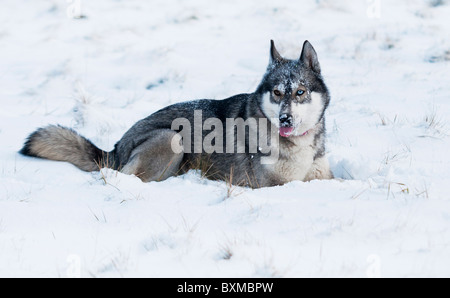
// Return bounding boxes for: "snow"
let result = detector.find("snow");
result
[1,0,450,277]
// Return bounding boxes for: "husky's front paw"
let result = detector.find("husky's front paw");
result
[304,156,333,181]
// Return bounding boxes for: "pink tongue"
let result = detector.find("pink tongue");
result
[279,127,294,137]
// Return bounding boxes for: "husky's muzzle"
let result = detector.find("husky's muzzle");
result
[279,113,294,137]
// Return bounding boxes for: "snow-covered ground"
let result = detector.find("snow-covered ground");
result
[1,0,450,277]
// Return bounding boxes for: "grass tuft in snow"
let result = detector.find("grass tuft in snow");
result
[420,108,448,138]
[88,207,108,223]
[387,181,410,199]
[376,112,399,126]
[414,181,430,199]
[223,167,246,200]
[217,243,233,260]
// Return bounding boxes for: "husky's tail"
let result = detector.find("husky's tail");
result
[20,125,114,172]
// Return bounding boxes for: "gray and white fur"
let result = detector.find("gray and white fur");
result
[20,40,333,188]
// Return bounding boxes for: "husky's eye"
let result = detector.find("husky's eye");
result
[273,90,281,96]
[296,90,305,96]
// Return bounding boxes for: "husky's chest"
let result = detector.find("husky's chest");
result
[262,134,316,183]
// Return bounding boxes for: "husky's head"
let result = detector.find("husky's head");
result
[256,40,330,138]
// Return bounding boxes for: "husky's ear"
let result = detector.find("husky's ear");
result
[299,40,321,74]
[270,40,283,64]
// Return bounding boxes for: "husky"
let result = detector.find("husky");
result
[20,40,333,188]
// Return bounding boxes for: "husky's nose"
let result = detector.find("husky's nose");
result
[279,114,293,127]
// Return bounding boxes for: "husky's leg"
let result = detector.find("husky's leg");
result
[121,130,184,182]
[304,156,333,181]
